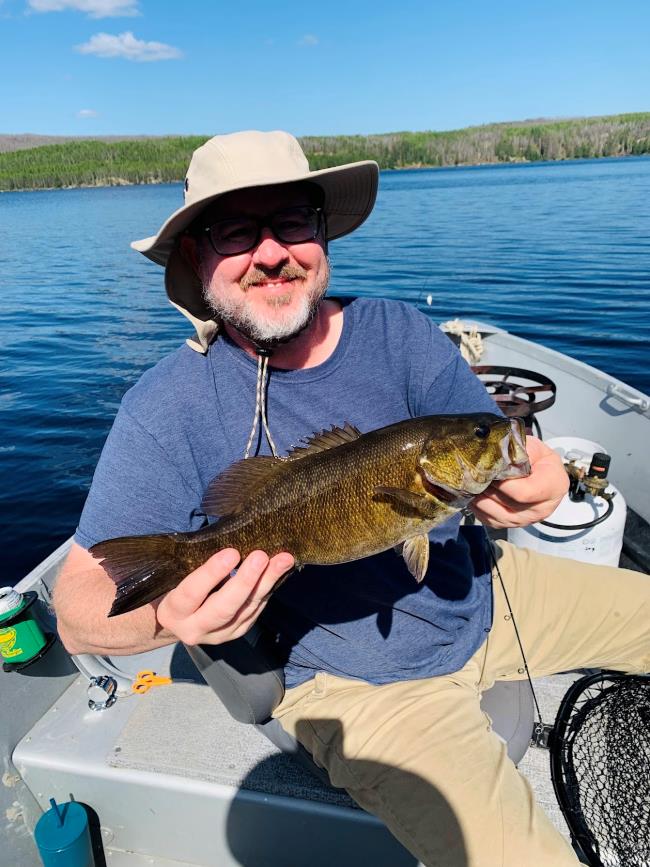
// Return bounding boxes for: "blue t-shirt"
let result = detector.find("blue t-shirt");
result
[76,298,499,687]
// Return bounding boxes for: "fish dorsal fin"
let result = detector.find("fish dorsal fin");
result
[201,455,285,517]
[286,422,362,460]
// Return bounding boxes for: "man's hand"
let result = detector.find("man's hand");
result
[156,549,294,646]
[470,435,568,529]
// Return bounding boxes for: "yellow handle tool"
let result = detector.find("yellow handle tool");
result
[132,669,172,694]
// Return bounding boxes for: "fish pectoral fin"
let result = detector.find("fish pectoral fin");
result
[401,534,430,583]
[374,486,433,515]
[202,455,285,517]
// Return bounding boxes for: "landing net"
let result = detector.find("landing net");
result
[550,673,650,867]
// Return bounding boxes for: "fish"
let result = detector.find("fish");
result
[92,413,530,618]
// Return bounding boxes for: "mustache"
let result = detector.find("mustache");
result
[240,265,308,291]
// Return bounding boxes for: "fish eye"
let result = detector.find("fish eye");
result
[474,424,490,440]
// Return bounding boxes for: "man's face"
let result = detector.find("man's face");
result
[194,183,330,345]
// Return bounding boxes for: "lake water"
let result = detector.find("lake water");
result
[1,156,649,585]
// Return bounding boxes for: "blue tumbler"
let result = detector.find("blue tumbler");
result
[34,799,95,867]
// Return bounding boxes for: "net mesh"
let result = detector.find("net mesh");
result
[562,676,650,867]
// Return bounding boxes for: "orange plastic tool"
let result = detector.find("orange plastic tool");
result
[132,669,172,694]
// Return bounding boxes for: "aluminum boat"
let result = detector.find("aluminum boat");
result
[2,320,648,867]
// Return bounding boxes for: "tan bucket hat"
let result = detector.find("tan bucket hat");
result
[131,130,379,352]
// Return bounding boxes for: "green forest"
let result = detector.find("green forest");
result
[2,113,650,192]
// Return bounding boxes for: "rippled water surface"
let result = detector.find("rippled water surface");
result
[2,157,649,583]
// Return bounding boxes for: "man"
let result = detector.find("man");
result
[54,131,649,866]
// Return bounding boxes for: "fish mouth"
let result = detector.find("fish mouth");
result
[421,468,474,507]
[421,418,531,502]
[494,418,531,480]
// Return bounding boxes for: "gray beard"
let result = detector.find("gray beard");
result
[201,266,330,347]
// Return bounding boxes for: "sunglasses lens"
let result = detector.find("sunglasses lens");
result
[209,219,258,255]
[206,206,320,255]
[272,207,320,244]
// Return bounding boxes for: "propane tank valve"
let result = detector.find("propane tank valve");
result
[508,437,626,567]
[582,453,612,497]
[542,450,616,532]
[566,452,613,502]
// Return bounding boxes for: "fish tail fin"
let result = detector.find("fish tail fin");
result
[90,533,187,618]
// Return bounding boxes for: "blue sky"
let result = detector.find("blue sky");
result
[1,0,649,136]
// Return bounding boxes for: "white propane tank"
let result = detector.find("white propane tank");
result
[508,437,627,567]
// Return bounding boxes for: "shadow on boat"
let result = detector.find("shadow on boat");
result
[225,718,468,867]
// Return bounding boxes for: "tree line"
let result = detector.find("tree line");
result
[2,114,649,192]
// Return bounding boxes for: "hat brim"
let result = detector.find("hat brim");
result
[131,160,379,267]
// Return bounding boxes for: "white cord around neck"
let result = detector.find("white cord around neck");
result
[243,353,279,459]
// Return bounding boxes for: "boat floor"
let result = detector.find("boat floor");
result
[13,643,582,866]
[11,507,649,865]
[13,521,650,865]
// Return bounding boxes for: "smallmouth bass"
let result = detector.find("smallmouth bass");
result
[92,413,530,617]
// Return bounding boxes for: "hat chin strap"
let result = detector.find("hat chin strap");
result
[244,350,279,459]
[166,242,289,457]
[169,299,278,458]
[168,296,278,459]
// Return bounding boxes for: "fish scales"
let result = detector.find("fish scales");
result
[91,413,531,616]
[203,417,453,566]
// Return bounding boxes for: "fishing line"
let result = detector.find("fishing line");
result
[485,531,547,741]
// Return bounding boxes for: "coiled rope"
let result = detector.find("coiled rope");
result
[441,319,484,365]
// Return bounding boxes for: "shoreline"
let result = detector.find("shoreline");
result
[3,112,649,193]
[2,152,647,194]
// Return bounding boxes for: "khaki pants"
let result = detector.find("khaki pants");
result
[273,542,650,867]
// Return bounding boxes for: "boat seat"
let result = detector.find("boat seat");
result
[186,625,535,791]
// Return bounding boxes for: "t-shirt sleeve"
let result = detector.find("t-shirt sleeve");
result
[422,352,502,416]
[409,314,501,416]
[75,404,206,550]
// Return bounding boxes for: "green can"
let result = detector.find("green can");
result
[0,588,48,668]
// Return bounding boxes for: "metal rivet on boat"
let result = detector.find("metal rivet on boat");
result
[87,676,118,711]
[504,614,511,621]
[517,668,525,674]
[484,627,491,633]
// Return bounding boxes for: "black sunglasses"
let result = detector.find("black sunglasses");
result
[202,206,323,256]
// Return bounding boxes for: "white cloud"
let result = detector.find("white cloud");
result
[75,31,183,61]
[76,108,98,117]
[28,0,139,17]
[298,34,318,46]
